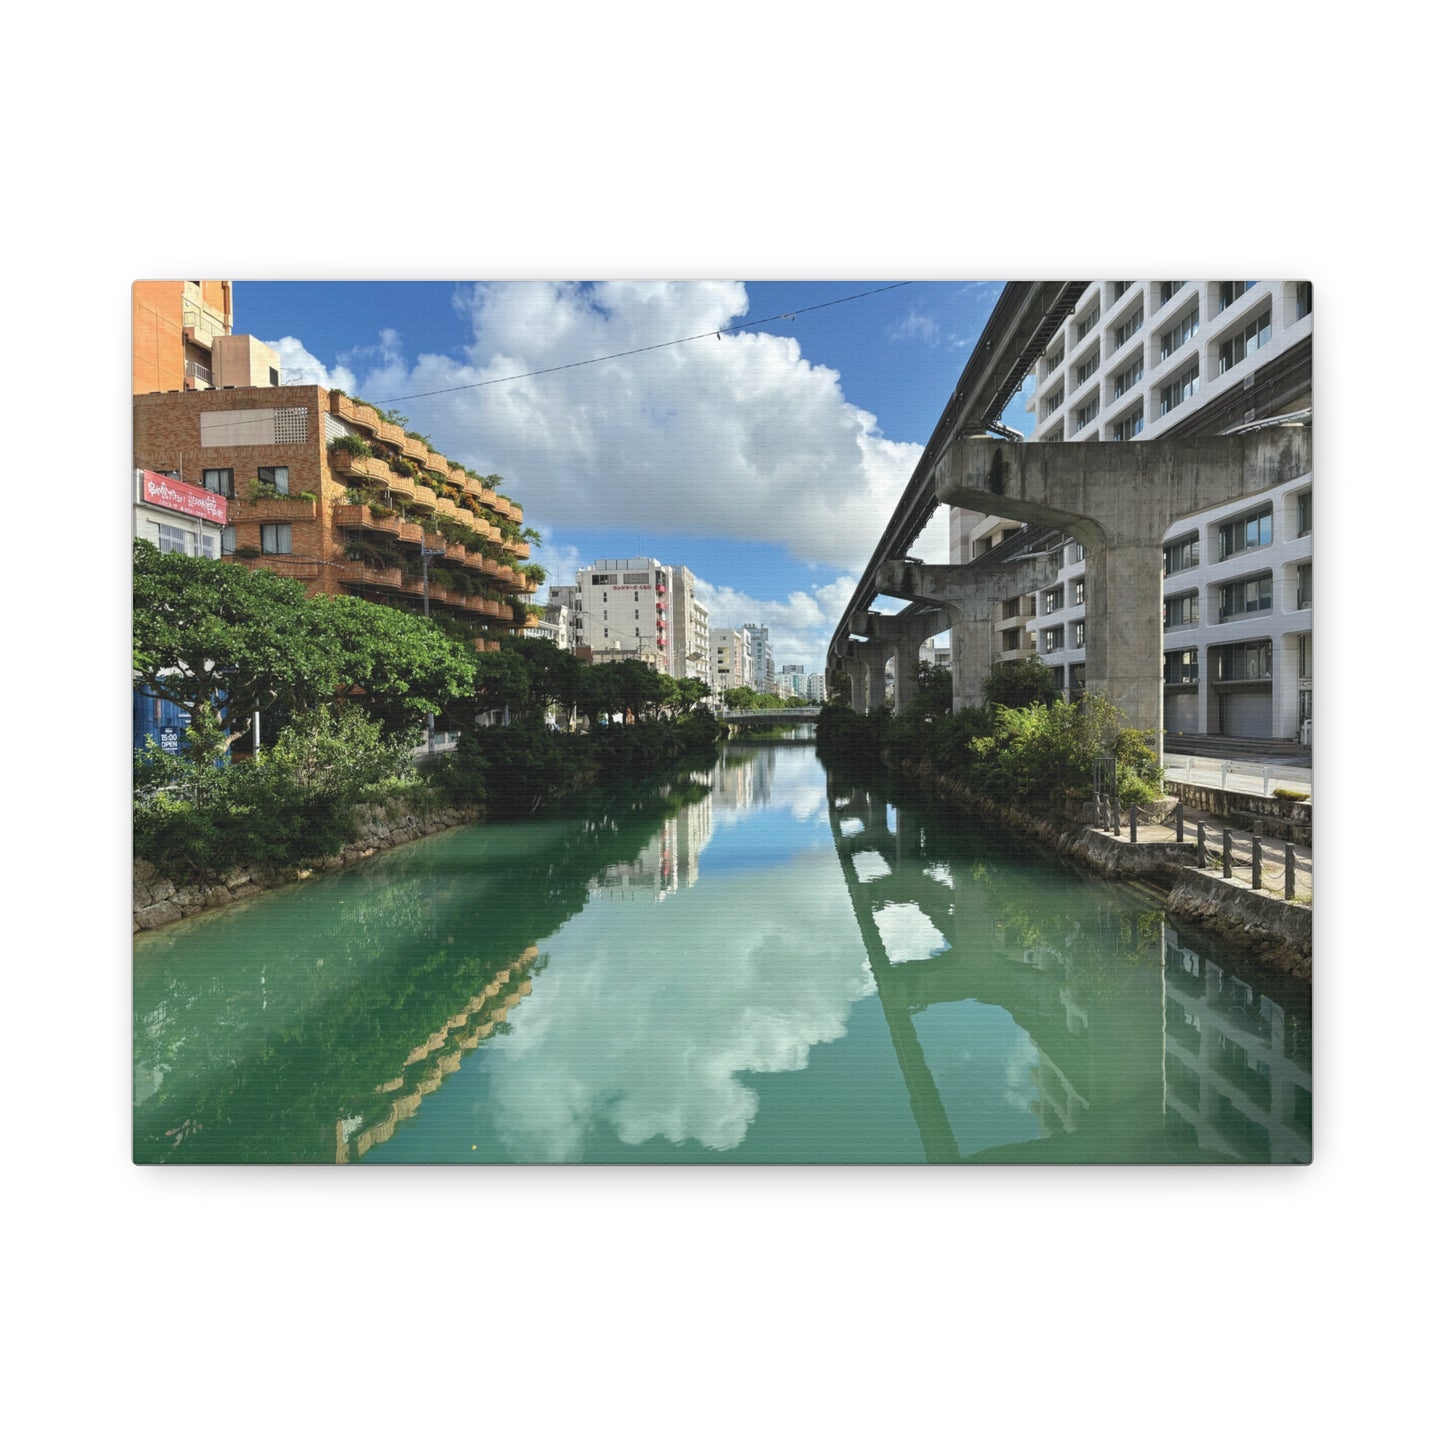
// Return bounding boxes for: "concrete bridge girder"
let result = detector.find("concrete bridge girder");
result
[932,430,1312,748]
[879,553,1063,712]
[850,609,955,712]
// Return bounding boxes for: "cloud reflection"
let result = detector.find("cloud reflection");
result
[481,851,874,1160]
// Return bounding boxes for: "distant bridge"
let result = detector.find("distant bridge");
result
[718,707,820,725]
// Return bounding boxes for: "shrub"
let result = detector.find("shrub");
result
[1273,786,1309,801]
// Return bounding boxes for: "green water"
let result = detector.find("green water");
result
[133,744,1311,1164]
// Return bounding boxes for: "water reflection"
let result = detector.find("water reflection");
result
[133,747,1310,1164]
[826,774,1312,1163]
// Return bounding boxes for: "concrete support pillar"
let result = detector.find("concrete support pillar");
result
[855,610,952,713]
[879,555,1061,712]
[932,430,1311,752]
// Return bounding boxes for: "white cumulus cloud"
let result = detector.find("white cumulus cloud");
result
[337,281,923,572]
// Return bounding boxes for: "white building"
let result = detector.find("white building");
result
[960,280,1313,745]
[710,627,753,700]
[571,557,710,681]
[742,623,774,690]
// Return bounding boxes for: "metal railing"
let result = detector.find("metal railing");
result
[1164,754,1311,800]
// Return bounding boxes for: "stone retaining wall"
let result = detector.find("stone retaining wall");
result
[133,799,483,932]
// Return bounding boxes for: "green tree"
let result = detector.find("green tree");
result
[133,540,340,748]
[982,656,1060,710]
[311,594,476,735]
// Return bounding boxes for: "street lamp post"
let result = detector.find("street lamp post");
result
[420,542,446,753]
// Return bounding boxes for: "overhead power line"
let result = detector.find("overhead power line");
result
[372,283,914,405]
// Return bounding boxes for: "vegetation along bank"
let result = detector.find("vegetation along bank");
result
[815,657,1310,977]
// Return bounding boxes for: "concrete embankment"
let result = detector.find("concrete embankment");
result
[133,798,483,933]
[888,758,1312,980]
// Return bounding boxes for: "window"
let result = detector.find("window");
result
[1112,308,1143,349]
[1158,281,1185,304]
[1043,586,1065,614]
[1044,349,1063,376]
[1071,578,1086,606]
[203,467,234,497]
[1217,281,1256,312]
[1111,282,1134,304]
[1075,351,1100,386]
[1218,504,1273,559]
[1075,300,1100,344]
[1112,406,1144,441]
[1164,649,1199,685]
[1296,282,1313,319]
[1112,355,1144,399]
[1067,542,1086,565]
[1042,627,1064,654]
[1297,491,1312,536]
[221,526,236,556]
[1219,573,1273,620]
[1073,396,1099,433]
[1298,634,1312,680]
[261,524,292,554]
[1159,306,1199,361]
[1213,640,1272,681]
[1072,620,1086,649]
[1218,306,1273,374]
[1002,628,1022,652]
[1158,363,1200,415]
[1164,535,1200,575]
[257,465,289,495]
[1296,563,1312,609]
[1042,388,1064,417]
[591,574,613,585]
[1164,592,1199,630]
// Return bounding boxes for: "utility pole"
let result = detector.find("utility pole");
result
[420,542,446,752]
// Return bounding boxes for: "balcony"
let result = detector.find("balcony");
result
[246,494,317,523]
[333,503,403,538]
[329,451,392,486]
[374,420,405,448]
[426,451,450,475]
[329,393,380,432]
[341,562,402,590]
[399,434,430,465]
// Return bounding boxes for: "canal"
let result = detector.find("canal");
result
[133,742,1311,1164]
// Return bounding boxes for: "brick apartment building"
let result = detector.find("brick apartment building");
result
[133,384,540,652]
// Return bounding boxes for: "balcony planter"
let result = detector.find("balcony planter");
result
[247,495,317,522]
[341,562,402,589]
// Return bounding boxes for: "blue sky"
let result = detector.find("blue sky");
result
[233,280,1033,671]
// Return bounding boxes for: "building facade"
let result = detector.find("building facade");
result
[958,280,1313,744]
[133,385,538,653]
[742,623,774,691]
[710,627,754,699]
[571,557,710,680]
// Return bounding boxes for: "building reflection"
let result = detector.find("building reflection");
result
[826,773,1311,1164]
[588,785,714,901]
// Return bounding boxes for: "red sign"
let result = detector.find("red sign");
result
[141,470,228,526]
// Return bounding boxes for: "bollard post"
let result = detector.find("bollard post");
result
[1176,799,1186,842]
[1252,836,1262,890]
[1285,844,1296,901]
[1196,821,1206,868]
[1129,802,1138,844]
[1262,769,1271,797]
[1222,830,1233,879]
[1111,795,1120,836]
